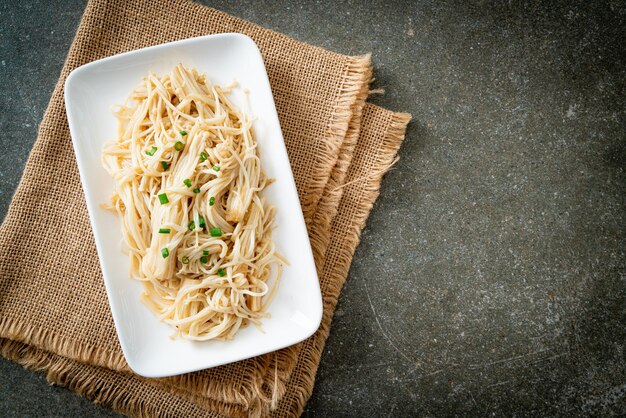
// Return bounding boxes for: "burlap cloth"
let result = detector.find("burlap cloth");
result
[0,0,410,416]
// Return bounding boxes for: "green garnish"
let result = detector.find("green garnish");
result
[212,165,220,172]
[183,179,192,187]
[161,248,169,258]
[187,220,196,231]
[193,188,201,193]
[200,256,208,263]
[174,141,184,151]
[209,196,215,206]
[145,146,157,156]
[158,193,169,204]
[161,161,169,171]
[198,216,206,228]
[210,227,222,237]
[217,268,226,277]
[180,130,187,136]
[200,152,208,162]
[181,256,189,264]
[202,250,209,256]
[158,228,171,234]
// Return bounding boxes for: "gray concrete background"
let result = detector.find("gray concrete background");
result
[1,0,624,416]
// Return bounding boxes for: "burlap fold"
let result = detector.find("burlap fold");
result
[0,0,410,416]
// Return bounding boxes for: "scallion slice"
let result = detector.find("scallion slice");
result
[145,146,157,156]
[193,188,201,193]
[181,256,190,264]
[209,196,215,206]
[212,165,220,172]
[200,151,208,162]
[158,193,169,204]
[198,216,206,228]
[174,141,184,151]
[161,248,169,258]
[183,179,192,187]
[158,228,171,234]
[202,250,209,256]
[217,268,226,277]
[210,227,222,237]
[200,256,208,263]
[187,220,196,231]
[161,161,169,171]
[180,130,187,136]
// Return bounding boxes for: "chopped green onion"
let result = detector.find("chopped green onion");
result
[180,130,187,136]
[212,165,220,172]
[158,228,171,234]
[158,193,169,204]
[202,250,209,256]
[174,141,184,151]
[193,188,201,193]
[200,256,208,263]
[198,216,206,228]
[161,248,169,258]
[217,268,226,277]
[187,220,196,231]
[181,256,189,264]
[200,152,208,162]
[145,146,157,156]
[209,196,215,206]
[210,227,222,237]
[161,161,169,171]
[183,178,192,187]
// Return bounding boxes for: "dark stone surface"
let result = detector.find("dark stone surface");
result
[1,0,624,416]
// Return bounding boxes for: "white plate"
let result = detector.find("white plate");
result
[64,33,322,378]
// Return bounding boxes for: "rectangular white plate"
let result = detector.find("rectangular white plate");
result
[64,33,322,378]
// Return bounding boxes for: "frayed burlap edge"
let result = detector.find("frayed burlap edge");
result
[0,310,272,410]
[308,61,373,269]
[0,316,127,372]
[0,314,258,414]
[300,54,372,226]
[271,111,412,417]
[0,338,226,418]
